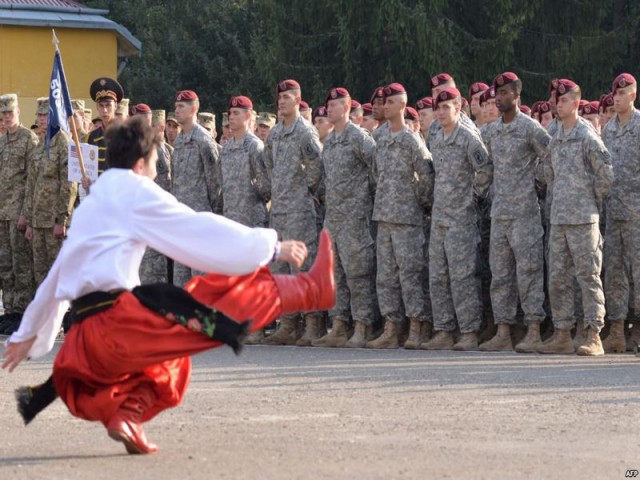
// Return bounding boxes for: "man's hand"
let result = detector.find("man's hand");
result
[81,177,92,192]
[25,226,33,242]
[17,215,26,232]
[278,240,308,269]
[2,337,36,373]
[53,223,66,239]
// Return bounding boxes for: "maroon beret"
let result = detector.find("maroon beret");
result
[416,96,433,111]
[469,82,489,98]
[555,79,579,99]
[578,99,589,115]
[404,106,419,121]
[229,95,253,110]
[313,106,327,119]
[539,101,552,114]
[431,73,453,89]
[175,90,198,102]
[362,102,373,116]
[370,86,385,103]
[299,100,311,111]
[383,83,406,99]
[531,101,542,114]
[581,101,600,116]
[277,79,301,94]
[612,73,636,94]
[326,87,350,105]
[434,87,461,110]
[599,92,614,111]
[351,100,362,111]
[132,103,151,114]
[548,78,559,95]
[479,87,496,105]
[519,105,531,116]
[493,72,519,89]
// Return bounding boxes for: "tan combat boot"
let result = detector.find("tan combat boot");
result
[311,317,350,348]
[602,320,626,353]
[572,322,587,349]
[262,317,300,346]
[479,324,513,351]
[296,313,327,347]
[453,332,479,351]
[404,319,432,349]
[244,329,264,345]
[365,320,400,349]
[345,320,372,348]
[420,330,454,350]
[514,320,541,353]
[576,326,604,356]
[536,328,574,354]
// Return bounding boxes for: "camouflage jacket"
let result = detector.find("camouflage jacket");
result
[156,141,173,192]
[602,108,640,221]
[0,124,38,221]
[172,123,221,213]
[220,132,269,227]
[372,125,434,226]
[322,122,376,228]
[430,121,493,227]
[23,131,77,228]
[427,112,478,150]
[263,115,323,214]
[545,116,613,225]
[483,110,550,219]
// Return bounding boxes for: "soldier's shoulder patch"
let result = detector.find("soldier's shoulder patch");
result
[473,149,487,165]
[303,139,320,157]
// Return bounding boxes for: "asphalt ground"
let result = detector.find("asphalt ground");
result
[1,341,639,480]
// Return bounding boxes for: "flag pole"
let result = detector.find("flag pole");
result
[52,29,87,182]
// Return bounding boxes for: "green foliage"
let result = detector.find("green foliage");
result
[82,0,640,119]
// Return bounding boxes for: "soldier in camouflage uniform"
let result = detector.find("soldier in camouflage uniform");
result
[421,87,493,351]
[601,74,640,353]
[478,73,550,353]
[171,90,221,287]
[367,83,434,350]
[261,79,324,346]
[0,94,38,330]
[312,106,333,143]
[311,87,376,349]
[539,79,613,356]
[166,112,181,147]
[256,112,276,143]
[135,106,173,284]
[23,97,77,286]
[115,97,130,121]
[370,86,388,141]
[361,103,379,134]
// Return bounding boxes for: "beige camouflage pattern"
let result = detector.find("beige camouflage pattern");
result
[31,228,62,285]
[0,125,38,220]
[220,132,269,227]
[0,221,33,312]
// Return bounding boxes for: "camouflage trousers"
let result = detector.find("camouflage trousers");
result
[604,219,640,322]
[376,222,426,324]
[489,217,545,325]
[139,247,169,284]
[429,222,482,333]
[173,263,204,288]
[270,210,319,320]
[421,214,433,322]
[31,228,62,286]
[0,220,34,312]
[326,218,376,324]
[548,223,604,332]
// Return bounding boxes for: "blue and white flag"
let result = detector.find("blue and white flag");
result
[46,48,73,157]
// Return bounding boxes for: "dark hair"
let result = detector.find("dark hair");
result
[105,116,160,169]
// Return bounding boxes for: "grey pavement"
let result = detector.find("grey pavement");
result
[1,342,639,480]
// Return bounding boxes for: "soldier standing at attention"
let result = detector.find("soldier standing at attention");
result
[367,83,434,349]
[24,97,77,287]
[311,87,377,348]
[299,101,313,123]
[313,106,333,143]
[165,112,181,147]
[0,94,38,332]
[361,103,379,133]
[171,90,221,287]
[256,112,276,143]
[478,73,550,353]
[416,96,434,143]
[601,74,640,353]
[349,100,364,127]
[421,87,492,351]
[538,79,613,356]
[469,82,490,128]
[370,86,387,141]
[261,80,324,346]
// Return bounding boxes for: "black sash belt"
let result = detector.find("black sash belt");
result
[16,283,251,426]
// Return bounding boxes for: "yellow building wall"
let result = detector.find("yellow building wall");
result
[0,25,119,125]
